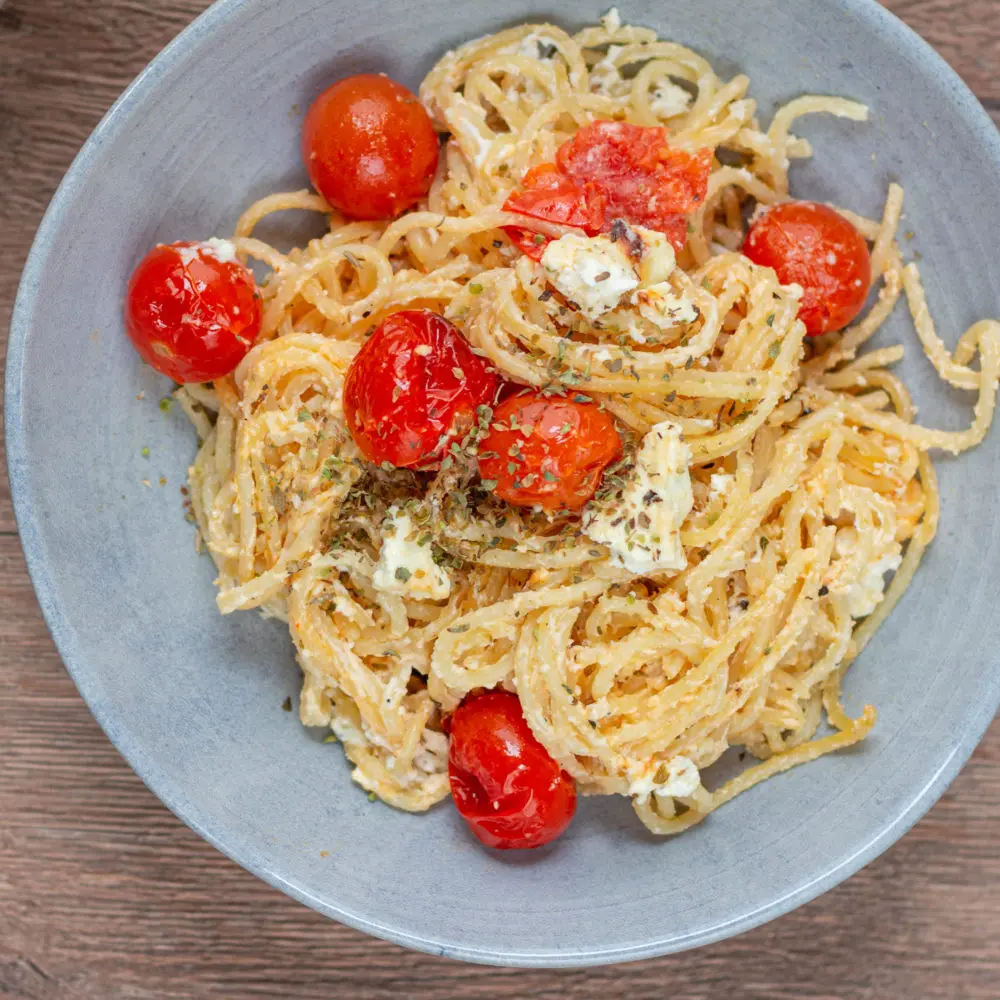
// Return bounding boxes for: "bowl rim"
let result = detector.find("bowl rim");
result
[6,0,1000,968]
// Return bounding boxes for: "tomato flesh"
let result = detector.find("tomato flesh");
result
[478,391,622,511]
[557,121,712,246]
[343,310,500,469]
[448,691,577,850]
[743,201,871,336]
[125,241,262,383]
[303,73,440,221]
[503,163,606,260]
[502,120,711,257]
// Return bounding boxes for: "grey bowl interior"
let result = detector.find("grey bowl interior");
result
[7,0,1000,968]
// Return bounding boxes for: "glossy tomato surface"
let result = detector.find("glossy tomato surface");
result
[343,309,500,469]
[125,241,262,383]
[503,163,606,260]
[556,121,713,249]
[302,73,439,221]
[743,201,872,335]
[478,391,622,511]
[501,121,712,255]
[448,691,577,851]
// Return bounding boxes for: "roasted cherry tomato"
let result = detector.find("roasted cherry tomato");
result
[743,201,872,336]
[343,309,500,469]
[125,240,262,383]
[448,691,577,851]
[303,73,440,221]
[478,390,622,511]
[556,121,713,248]
[503,163,606,260]
[502,121,712,256]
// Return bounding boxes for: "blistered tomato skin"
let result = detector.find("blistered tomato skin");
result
[478,391,623,511]
[448,691,577,851]
[501,120,713,256]
[302,74,440,221]
[343,310,501,469]
[743,201,872,336]
[125,241,262,383]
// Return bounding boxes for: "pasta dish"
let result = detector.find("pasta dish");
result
[124,9,1000,849]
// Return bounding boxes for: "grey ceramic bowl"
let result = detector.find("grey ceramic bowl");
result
[7,0,1000,968]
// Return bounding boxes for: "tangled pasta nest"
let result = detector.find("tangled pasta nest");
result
[179,11,1000,834]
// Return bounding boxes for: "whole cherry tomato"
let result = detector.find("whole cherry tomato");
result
[477,390,622,511]
[448,691,577,850]
[302,74,440,220]
[343,309,500,469]
[125,240,262,383]
[503,163,606,260]
[743,201,871,336]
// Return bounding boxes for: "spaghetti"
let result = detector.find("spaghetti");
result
[179,10,1000,835]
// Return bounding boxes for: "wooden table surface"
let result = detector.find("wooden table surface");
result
[2,1,999,997]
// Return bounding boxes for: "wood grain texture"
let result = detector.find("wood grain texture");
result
[1,1,997,997]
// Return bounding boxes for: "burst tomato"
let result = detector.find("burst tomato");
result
[503,163,606,260]
[448,691,577,851]
[302,73,440,221]
[478,390,622,511]
[343,310,500,469]
[502,121,712,256]
[125,240,262,383]
[743,201,872,336]
[557,121,713,248]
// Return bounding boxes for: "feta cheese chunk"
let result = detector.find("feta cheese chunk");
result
[833,526,902,618]
[627,755,700,804]
[176,238,239,268]
[584,420,694,574]
[204,237,239,264]
[650,81,693,119]
[541,233,639,320]
[626,226,677,286]
[373,506,451,601]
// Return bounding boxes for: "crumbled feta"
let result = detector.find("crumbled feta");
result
[373,506,452,601]
[413,728,449,774]
[650,81,692,119]
[627,755,700,803]
[509,31,554,59]
[590,46,627,97]
[443,98,493,169]
[541,233,639,320]
[834,526,902,618]
[709,472,735,502]
[175,238,240,268]
[601,7,622,31]
[205,237,239,264]
[632,226,677,286]
[584,420,693,575]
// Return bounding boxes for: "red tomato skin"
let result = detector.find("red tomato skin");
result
[478,391,622,511]
[302,74,439,221]
[501,121,712,255]
[343,310,500,469]
[743,201,872,336]
[502,163,607,260]
[448,691,577,851]
[125,242,262,383]
[557,122,713,248]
